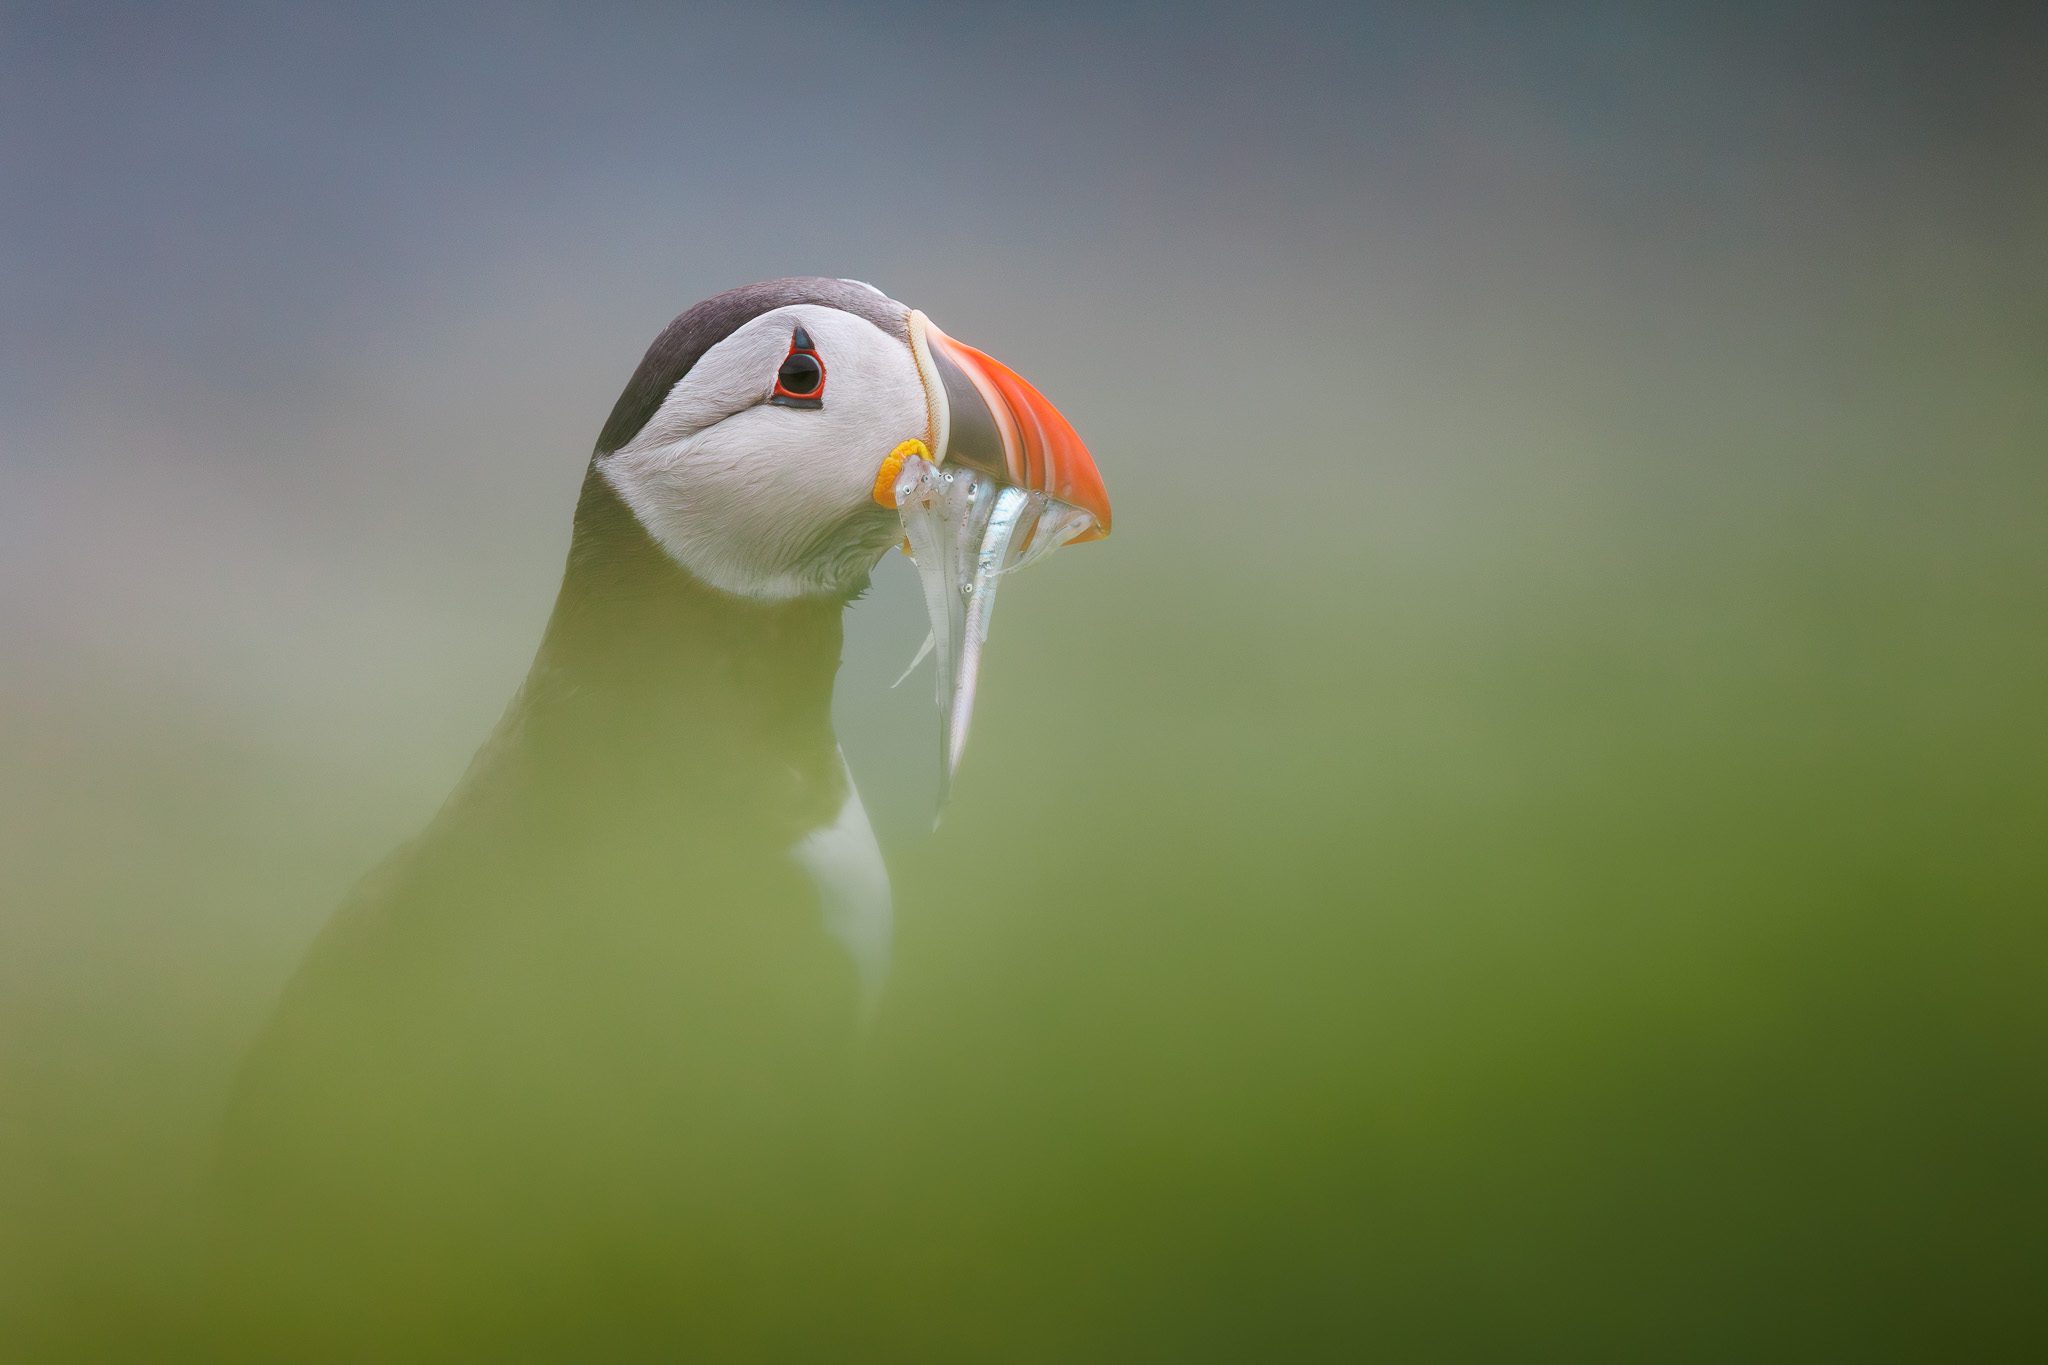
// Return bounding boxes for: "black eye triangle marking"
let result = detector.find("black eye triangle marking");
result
[790,325,815,351]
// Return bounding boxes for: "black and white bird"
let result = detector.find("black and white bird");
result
[219,277,1108,1341]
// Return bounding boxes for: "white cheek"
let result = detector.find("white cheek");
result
[603,420,823,598]
[600,307,926,599]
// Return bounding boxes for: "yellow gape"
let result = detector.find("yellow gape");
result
[872,437,929,509]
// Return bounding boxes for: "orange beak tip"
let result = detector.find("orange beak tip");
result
[925,322,1113,543]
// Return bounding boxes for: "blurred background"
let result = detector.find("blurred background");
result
[4,0,2044,1357]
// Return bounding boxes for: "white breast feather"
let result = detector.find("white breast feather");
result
[792,752,893,1012]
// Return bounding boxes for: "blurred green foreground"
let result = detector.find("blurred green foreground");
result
[4,423,2042,1356]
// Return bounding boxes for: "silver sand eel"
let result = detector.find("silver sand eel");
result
[893,454,1098,815]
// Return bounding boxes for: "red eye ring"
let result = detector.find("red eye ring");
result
[771,326,825,408]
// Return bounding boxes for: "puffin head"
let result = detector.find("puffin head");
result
[593,277,1111,600]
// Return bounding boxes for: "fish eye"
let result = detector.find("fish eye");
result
[771,327,825,408]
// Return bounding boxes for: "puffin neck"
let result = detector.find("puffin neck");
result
[518,464,848,799]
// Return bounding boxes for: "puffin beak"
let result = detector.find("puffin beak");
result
[909,311,1112,540]
[887,310,1112,816]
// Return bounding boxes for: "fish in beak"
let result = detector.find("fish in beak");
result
[883,310,1112,813]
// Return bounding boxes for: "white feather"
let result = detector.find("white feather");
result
[791,751,893,1012]
[598,303,923,599]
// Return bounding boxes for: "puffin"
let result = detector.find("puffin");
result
[217,277,1110,1348]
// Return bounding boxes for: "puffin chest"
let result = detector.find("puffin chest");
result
[790,749,893,1007]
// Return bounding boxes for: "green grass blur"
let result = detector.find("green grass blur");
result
[7,416,2043,1356]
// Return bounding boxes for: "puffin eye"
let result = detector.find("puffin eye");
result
[777,353,822,396]
[770,326,825,409]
